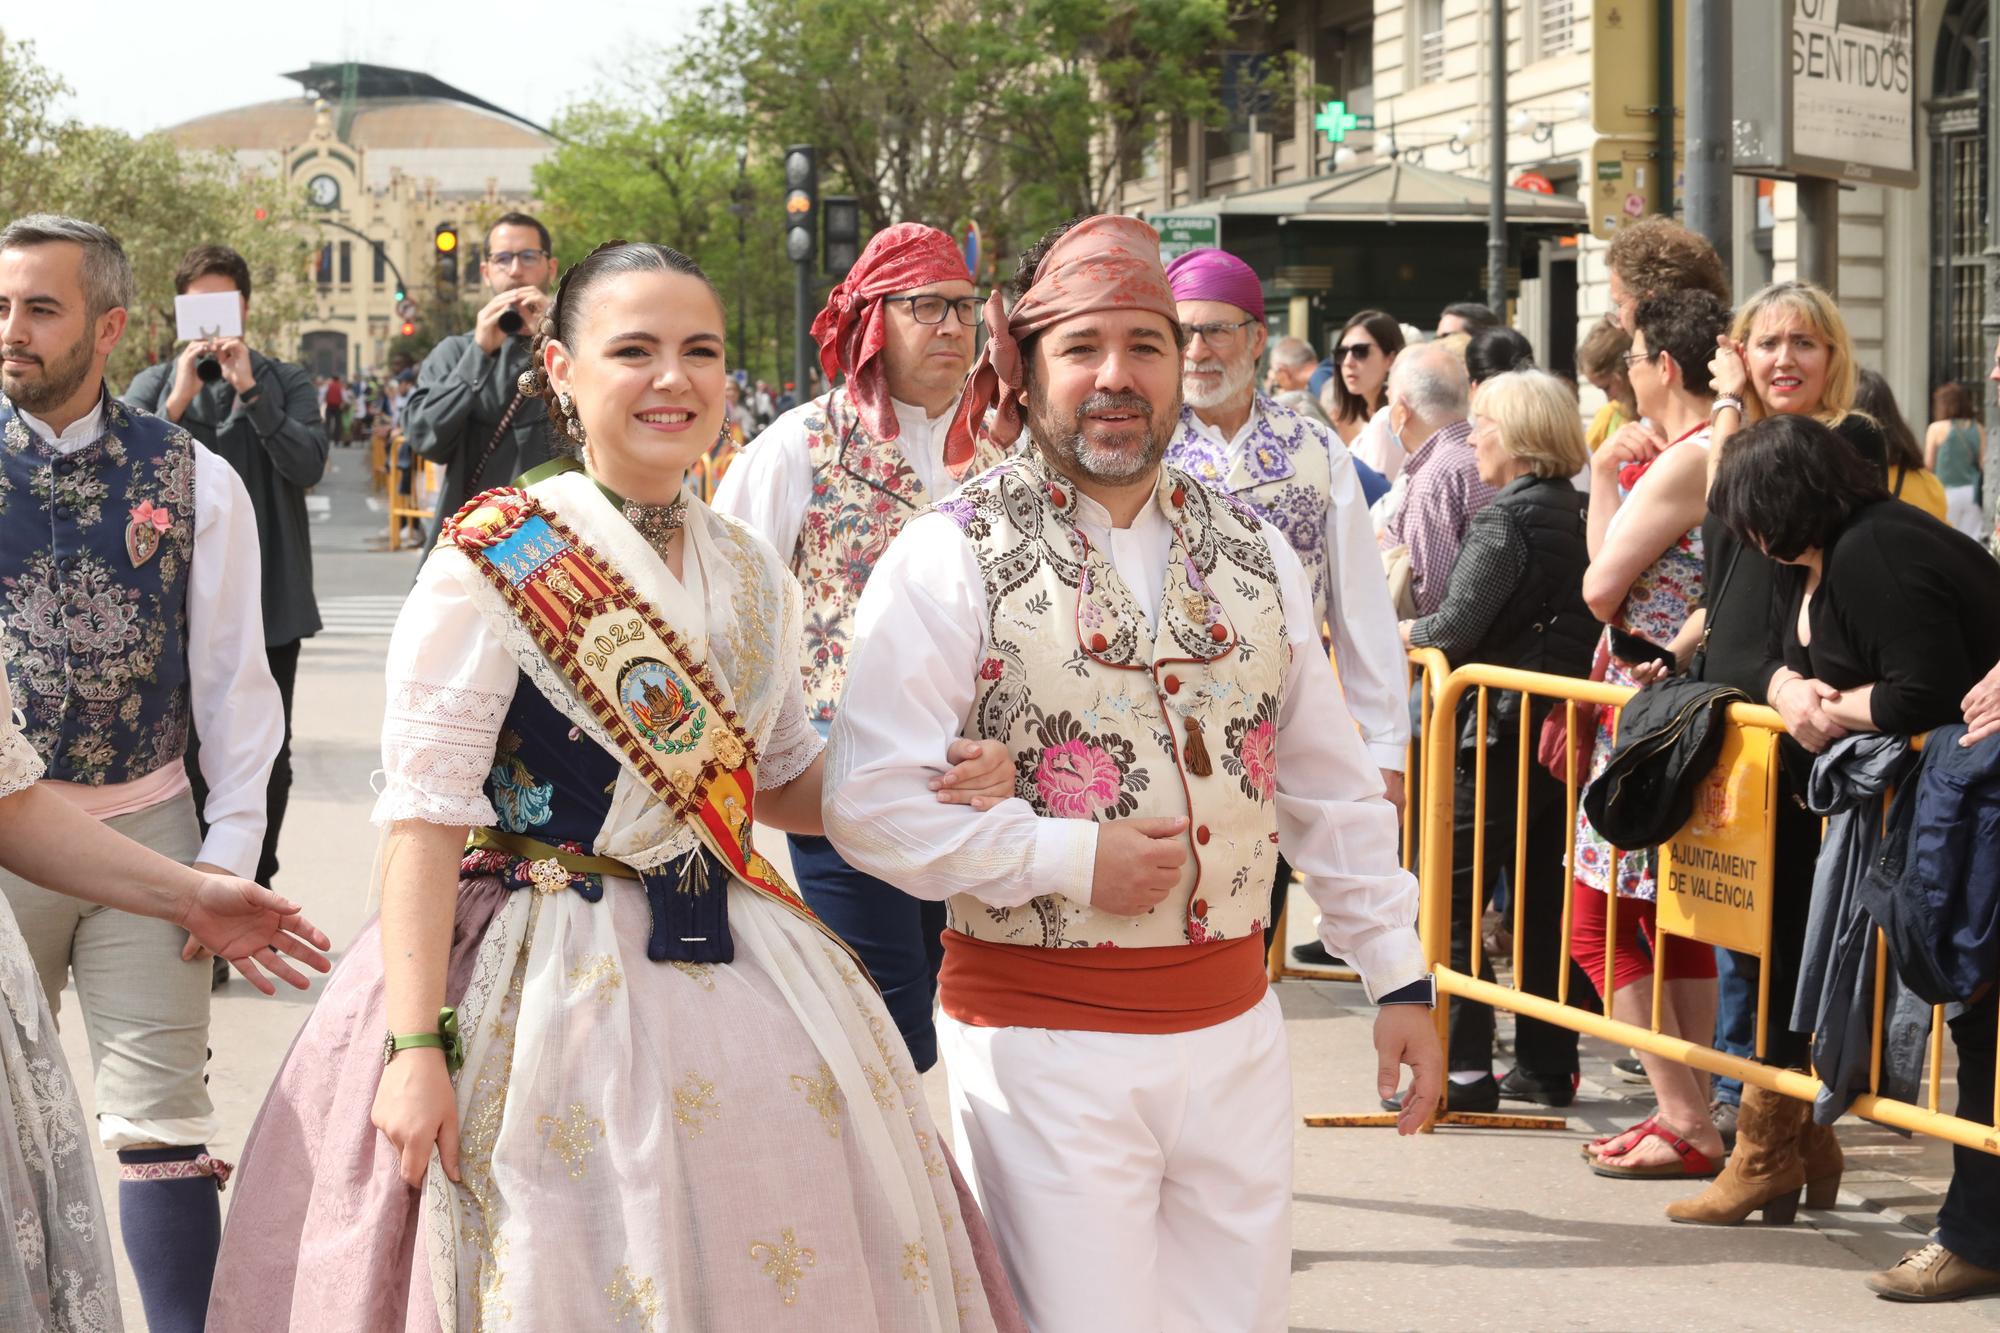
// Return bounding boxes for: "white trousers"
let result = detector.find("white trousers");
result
[940,990,1292,1333]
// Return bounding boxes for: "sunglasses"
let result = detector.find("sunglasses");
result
[1336,342,1378,360]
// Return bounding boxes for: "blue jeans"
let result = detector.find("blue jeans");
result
[1712,946,1756,1106]
[787,833,947,1071]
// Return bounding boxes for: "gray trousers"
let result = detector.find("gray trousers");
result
[2,790,215,1149]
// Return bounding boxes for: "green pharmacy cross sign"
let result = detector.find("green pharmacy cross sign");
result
[1315,100,1373,147]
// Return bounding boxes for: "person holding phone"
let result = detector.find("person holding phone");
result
[1572,289,1733,1181]
[402,212,558,550]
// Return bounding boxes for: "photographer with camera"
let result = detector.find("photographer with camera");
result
[125,245,326,932]
[402,212,556,549]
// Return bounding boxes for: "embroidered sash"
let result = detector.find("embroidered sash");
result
[443,485,814,963]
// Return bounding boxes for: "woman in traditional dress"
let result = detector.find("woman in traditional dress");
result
[0,662,330,1332]
[206,242,1024,1332]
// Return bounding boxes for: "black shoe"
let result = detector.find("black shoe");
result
[1290,940,1347,968]
[1381,1072,1500,1114]
[1497,1066,1578,1108]
[1612,1055,1649,1083]
[211,956,230,989]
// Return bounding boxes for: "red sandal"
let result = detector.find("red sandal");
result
[1578,1113,1658,1161]
[1589,1119,1722,1180]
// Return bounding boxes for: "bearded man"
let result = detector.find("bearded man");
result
[0,213,282,1331]
[715,222,1008,1072]
[825,216,1441,1332]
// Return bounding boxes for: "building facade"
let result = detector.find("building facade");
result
[1112,1,1985,433]
[164,64,554,378]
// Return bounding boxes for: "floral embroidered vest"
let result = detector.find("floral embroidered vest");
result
[1166,395,1333,617]
[790,389,1005,723]
[0,398,196,784]
[938,454,1287,949]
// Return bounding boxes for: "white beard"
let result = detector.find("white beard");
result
[1183,357,1255,410]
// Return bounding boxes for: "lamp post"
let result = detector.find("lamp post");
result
[730,144,751,374]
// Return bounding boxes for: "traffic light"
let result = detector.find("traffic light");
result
[783,146,816,267]
[400,320,416,338]
[434,224,459,288]
[822,195,860,280]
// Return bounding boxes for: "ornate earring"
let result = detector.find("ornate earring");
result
[557,391,585,442]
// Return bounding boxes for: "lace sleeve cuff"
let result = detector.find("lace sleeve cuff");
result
[373,679,512,827]
[759,684,824,791]
[0,723,45,801]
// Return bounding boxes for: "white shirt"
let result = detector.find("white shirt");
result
[824,483,1426,1001]
[713,391,962,560]
[1349,405,1401,485]
[1178,401,1411,771]
[17,398,281,877]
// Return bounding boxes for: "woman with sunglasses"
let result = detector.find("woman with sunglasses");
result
[1323,310,1406,478]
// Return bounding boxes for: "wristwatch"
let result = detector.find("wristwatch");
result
[1375,974,1438,1008]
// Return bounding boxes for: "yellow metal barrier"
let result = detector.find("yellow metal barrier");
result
[1266,647,1451,985]
[1414,663,2000,1157]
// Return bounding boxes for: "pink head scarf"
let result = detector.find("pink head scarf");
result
[809,222,972,442]
[1163,248,1265,321]
[944,215,1179,471]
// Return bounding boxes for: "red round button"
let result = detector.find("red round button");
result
[1163,674,1181,695]
[1090,633,1108,652]
[1208,623,1228,643]
[1049,486,1067,507]
[1171,484,1186,507]
[1195,825,1211,845]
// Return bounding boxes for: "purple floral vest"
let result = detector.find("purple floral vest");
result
[0,398,196,784]
[937,454,1287,949]
[1166,395,1334,617]
[790,389,1004,722]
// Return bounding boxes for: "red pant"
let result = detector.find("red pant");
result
[1568,881,1718,996]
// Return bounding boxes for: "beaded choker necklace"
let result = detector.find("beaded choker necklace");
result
[622,495,688,548]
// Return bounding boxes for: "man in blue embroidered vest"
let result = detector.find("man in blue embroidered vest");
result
[715,223,1006,1073]
[1163,246,1411,959]
[826,215,1441,1332]
[0,214,283,1332]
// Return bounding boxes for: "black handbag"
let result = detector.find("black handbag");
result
[1581,680,1749,851]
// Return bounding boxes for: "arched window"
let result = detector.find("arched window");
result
[1931,0,1990,388]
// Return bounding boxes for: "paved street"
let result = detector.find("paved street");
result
[58,452,1997,1330]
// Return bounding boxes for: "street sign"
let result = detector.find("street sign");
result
[1732,0,1917,188]
[1590,0,1687,140]
[962,222,981,282]
[1149,213,1220,263]
[395,299,417,321]
[1513,172,1556,195]
[1313,100,1373,148]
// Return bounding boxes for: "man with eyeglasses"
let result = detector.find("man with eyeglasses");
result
[1163,249,1409,848]
[714,222,1009,1073]
[402,212,557,549]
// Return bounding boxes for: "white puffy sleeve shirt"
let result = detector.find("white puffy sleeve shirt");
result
[824,494,1426,1000]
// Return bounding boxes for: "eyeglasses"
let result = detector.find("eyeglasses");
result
[1336,341,1379,360]
[883,295,980,326]
[487,249,548,269]
[1622,348,1658,367]
[1180,318,1259,347]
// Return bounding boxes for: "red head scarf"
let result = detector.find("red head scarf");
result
[808,222,972,442]
[944,215,1178,471]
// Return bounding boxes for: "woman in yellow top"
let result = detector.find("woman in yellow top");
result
[1578,317,1637,454]
[1853,368,1949,522]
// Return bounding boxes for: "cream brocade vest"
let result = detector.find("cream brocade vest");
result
[938,454,1288,949]
[790,389,1007,722]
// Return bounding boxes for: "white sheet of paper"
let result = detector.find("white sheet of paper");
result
[174,292,243,342]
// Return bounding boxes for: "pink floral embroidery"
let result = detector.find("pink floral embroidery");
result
[979,657,1004,681]
[1033,738,1124,820]
[1222,694,1281,804]
[1238,720,1276,801]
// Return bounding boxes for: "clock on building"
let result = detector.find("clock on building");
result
[306,173,341,209]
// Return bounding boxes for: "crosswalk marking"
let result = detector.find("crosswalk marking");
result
[315,594,408,638]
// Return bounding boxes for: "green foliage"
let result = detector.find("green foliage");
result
[0,30,314,389]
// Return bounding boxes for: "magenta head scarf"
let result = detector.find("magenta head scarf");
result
[1163,248,1265,321]
[944,215,1179,471]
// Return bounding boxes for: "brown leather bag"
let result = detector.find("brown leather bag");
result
[1537,636,1610,780]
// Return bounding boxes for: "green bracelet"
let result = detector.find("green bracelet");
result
[381,1007,464,1074]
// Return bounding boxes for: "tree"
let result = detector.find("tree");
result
[0,30,314,389]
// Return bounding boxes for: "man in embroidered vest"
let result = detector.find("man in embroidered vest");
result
[715,222,1006,1073]
[0,214,283,1332]
[825,215,1442,1332]
[1163,246,1411,962]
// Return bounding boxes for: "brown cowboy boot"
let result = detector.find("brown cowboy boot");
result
[1797,1114,1844,1209]
[1665,1085,1811,1225]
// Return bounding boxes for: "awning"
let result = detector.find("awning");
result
[1208,158,1587,226]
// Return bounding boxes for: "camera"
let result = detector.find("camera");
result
[196,356,223,383]
[497,308,526,337]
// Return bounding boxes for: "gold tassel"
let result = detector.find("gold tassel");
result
[1182,715,1214,777]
